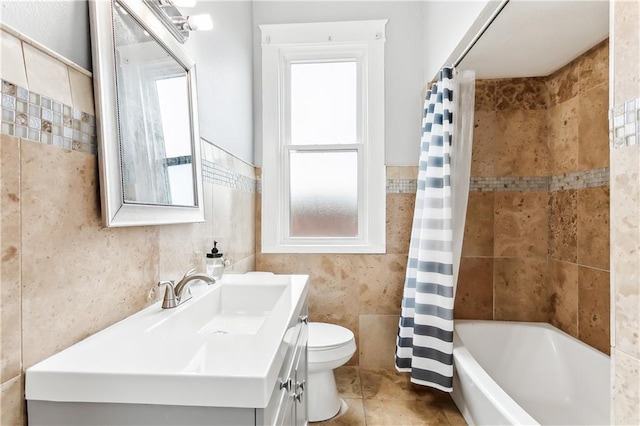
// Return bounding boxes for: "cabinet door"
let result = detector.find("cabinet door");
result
[277,393,295,426]
[294,324,308,426]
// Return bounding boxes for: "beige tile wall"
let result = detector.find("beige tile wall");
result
[457,75,552,324]
[256,170,415,368]
[611,0,640,423]
[0,31,255,425]
[546,40,611,354]
[457,39,611,355]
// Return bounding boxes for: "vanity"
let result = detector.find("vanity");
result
[26,274,309,425]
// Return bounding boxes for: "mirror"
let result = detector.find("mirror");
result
[89,0,204,227]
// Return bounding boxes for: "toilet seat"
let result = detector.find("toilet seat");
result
[309,323,354,350]
[308,323,356,364]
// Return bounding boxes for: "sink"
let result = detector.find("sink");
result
[147,282,289,335]
[199,283,290,335]
[26,273,309,409]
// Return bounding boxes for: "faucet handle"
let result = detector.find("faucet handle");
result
[158,280,177,309]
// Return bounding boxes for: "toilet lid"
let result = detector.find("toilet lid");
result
[308,322,354,350]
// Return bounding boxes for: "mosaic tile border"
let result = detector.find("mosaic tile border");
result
[471,169,610,192]
[610,97,640,149]
[202,159,256,193]
[470,176,549,192]
[549,168,610,191]
[1,79,97,154]
[387,178,417,194]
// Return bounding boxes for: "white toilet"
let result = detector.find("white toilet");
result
[307,322,357,422]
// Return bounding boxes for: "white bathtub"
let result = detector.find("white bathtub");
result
[451,320,610,425]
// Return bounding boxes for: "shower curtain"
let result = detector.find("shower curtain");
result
[395,67,475,392]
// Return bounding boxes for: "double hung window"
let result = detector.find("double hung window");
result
[261,20,387,253]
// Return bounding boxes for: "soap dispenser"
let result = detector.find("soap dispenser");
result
[206,241,225,280]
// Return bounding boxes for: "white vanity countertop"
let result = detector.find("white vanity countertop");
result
[25,273,309,409]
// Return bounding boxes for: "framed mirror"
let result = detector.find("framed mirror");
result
[89,0,205,227]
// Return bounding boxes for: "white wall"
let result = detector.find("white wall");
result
[183,1,254,164]
[0,0,92,70]
[252,1,424,166]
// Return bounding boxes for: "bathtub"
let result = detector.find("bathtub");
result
[451,320,610,425]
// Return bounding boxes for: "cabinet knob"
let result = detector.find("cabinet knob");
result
[294,390,304,403]
[279,378,292,392]
[296,380,306,391]
[299,315,309,324]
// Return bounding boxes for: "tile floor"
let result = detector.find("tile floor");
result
[314,367,467,426]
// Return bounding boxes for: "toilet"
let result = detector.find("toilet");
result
[307,322,357,422]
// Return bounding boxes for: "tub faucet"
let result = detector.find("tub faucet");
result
[158,268,216,309]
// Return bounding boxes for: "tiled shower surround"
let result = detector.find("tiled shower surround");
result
[0,29,256,424]
[456,39,611,355]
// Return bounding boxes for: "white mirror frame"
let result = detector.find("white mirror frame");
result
[89,0,205,227]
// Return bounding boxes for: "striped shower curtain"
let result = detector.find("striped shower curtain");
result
[395,67,454,392]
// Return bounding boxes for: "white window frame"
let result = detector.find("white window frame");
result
[260,20,387,254]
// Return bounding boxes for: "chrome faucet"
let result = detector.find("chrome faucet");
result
[158,269,216,309]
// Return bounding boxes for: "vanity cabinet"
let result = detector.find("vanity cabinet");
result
[262,305,308,426]
[27,275,310,426]
[29,307,309,426]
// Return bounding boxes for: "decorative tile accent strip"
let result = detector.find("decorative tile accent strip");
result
[470,176,549,192]
[202,159,256,192]
[549,168,610,191]
[1,79,97,154]
[387,178,417,194]
[471,170,609,192]
[610,97,640,149]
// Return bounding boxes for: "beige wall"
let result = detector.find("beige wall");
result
[611,0,640,423]
[256,166,415,368]
[547,40,610,354]
[455,40,611,354]
[0,30,256,425]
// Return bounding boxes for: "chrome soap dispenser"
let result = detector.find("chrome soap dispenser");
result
[206,241,225,280]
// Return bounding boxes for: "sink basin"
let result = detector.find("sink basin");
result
[26,273,309,409]
[147,282,289,336]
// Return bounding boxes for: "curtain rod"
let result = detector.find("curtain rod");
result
[451,0,511,69]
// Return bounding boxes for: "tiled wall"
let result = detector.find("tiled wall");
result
[0,29,256,425]
[455,39,611,354]
[610,0,640,423]
[546,41,610,354]
[458,75,551,325]
[256,166,416,368]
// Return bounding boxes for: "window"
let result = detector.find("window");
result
[260,20,387,253]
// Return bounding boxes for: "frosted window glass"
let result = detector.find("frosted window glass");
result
[290,61,357,145]
[289,151,358,237]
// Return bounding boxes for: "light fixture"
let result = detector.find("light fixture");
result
[173,0,196,7]
[143,0,212,43]
[172,14,213,32]
[156,0,196,8]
